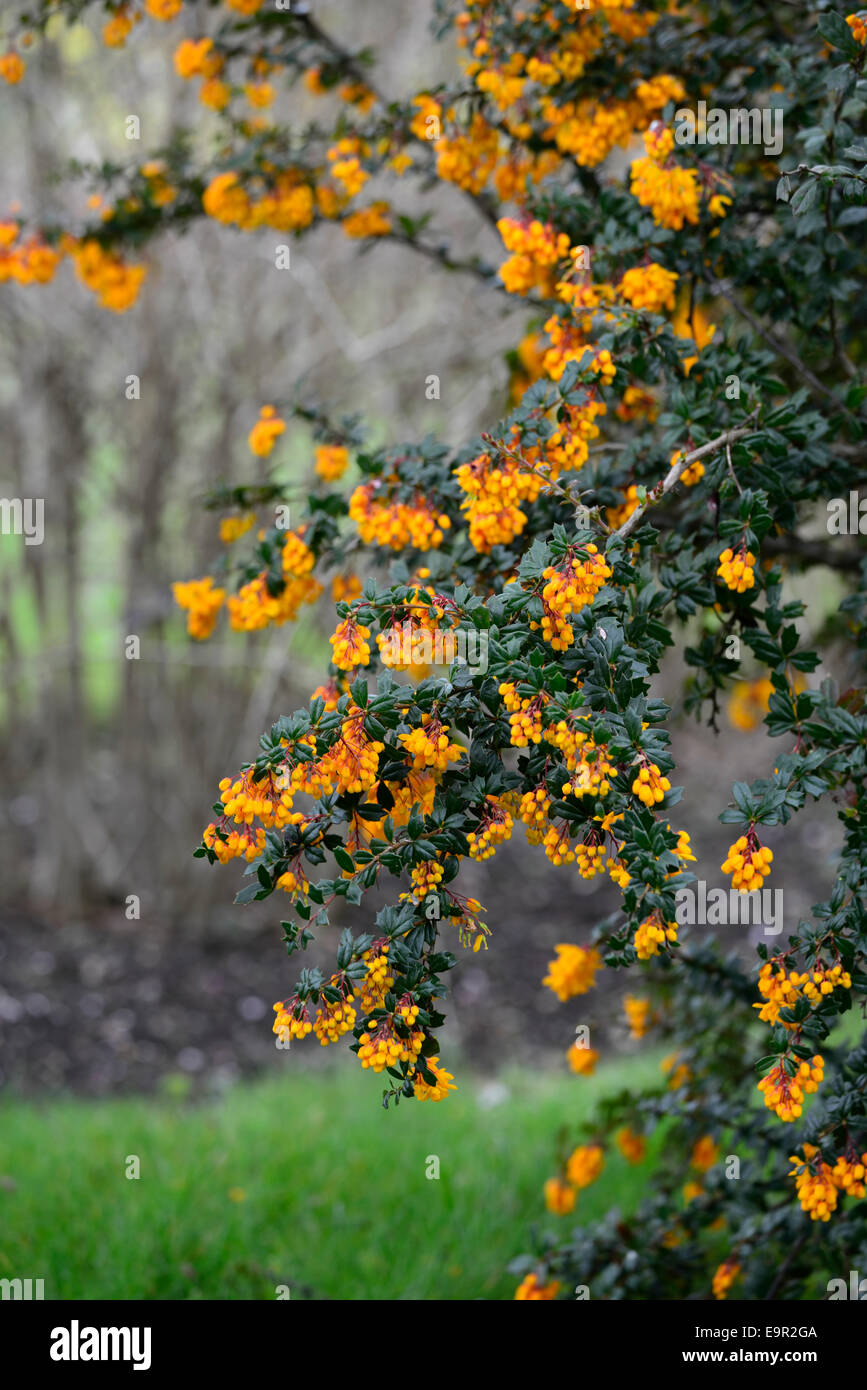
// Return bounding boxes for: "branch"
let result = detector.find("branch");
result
[762,533,865,573]
[650,515,865,574]
[294,6,387,105]
[612,412,761,542]
[708,279,862,419]
[296,8,501,234]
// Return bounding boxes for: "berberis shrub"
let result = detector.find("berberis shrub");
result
[4,0,867,1301]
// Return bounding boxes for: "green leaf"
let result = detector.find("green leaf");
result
[333,846,355,873]
[816,11,863,58]
[790,178,819,216]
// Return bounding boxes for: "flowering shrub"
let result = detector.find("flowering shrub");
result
[5,0,867,1301]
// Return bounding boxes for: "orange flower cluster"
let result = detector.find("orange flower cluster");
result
[717,545,756,592]
[330,616,371,671]
[633,912,678,961]
[467,795,515,861]
[455,449,544,553]
[712,1260,741,1300]
[203,765,303,865]
[789,1144,867,1220]
[247,405,286,457]
[542,315,616,386]
[616,385,659,423]
[408,861,444,899]
[411,1056,457,1101]
[534,546,612,649]
[399,716,464,773]
[312,986,357,1047]
[672,447,705,487]
[556,729,614,802]
[728,676,774,732]
[543,944,603,1001]
[147,0,184,20]
[323,708,385,796]
[631,761,671,808]
[721,834,772,892]
[220,513,256,545]
[497,216,571,297]
[0,222,62,287]
[606,484,640,530]
[566,1143,605,1188]
[203,170,315,232]
[619,262,679,313]
[227,531,321,632]
[314,444,350,480]
[629,125,701,231]
[498,682,548,747]
[71,238,147,311]
[624,994,654,1039]
[568,1042,599,1075]
[544,1176,575,1214]
[616,1128,647,1164]
[173,576,226,639]
[435,113,499,193]
[526,396,608,480]
[755,960,852,1027]
[357,1020,425,1073]
[691,1135,719,1172]
[758,1055,824,1122]
[514,1273,560,1300]
[518,786,550,839]
[0,51,26,83]
[349,482,451,551]
[574,837,607,877]
[342,202,392,238]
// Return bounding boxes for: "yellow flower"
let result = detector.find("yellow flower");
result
[173,576,226,640]
[244,82,274,109]
[728,677,774,731]
[174,38,216,79]
[146,0,184,19]
[717,546,756,593]
[624,995,653,1039]
[342,202,392,238]
[248,405,286,457]
[0,51,26,83]
[514,1273,560,1300]
[567,1042,599,1075]
[616,1128,647,1164]
[219,513,256,545]
[315,444,350,481]
[566,1143,605,1189]
[543,944,603,1001]
[712,1259,741,1300]
[690,1135,719,1172]
[544,1177,576,1214]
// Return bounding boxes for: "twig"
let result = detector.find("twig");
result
[725,438,743,495]
[612,411,761,542]
[708,279,860,418]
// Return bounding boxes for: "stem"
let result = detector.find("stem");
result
[611,412,761,542]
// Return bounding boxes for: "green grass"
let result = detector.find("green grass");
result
[0,1056,661,1300]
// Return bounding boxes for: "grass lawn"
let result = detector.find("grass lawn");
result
[0,1056,661,1300]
